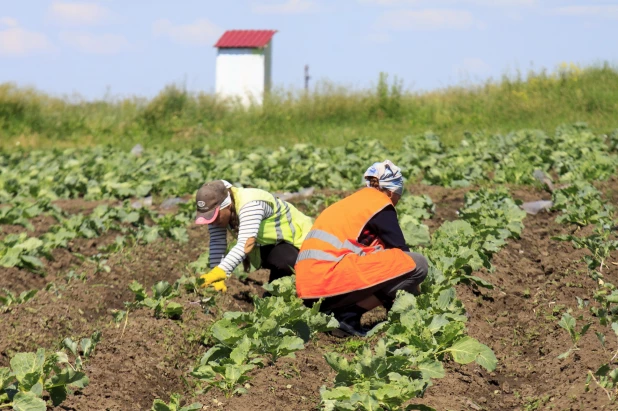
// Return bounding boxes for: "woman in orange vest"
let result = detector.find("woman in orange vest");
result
[295,160,428,337]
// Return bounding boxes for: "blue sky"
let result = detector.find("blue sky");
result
[0,0,617,99]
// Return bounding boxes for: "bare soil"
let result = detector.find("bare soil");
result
[420,184,618,411]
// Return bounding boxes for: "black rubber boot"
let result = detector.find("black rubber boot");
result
[331,306,369,338]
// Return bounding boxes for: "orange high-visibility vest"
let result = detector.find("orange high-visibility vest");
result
[295,187,416,299]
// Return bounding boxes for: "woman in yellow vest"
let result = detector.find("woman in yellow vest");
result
[295,160,428,337]
[196,180,313,292]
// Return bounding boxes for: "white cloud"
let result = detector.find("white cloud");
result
[0,24,54,56]
[48,1,112,26]
[153,18,222,46]
[364,32,392,44]
[552,5,618,20]
[360,0,536,6]
[0,17,19,28]
[252,0,321,14]
[505,9,523,21]
[59,31,129,54]
[454,57,492,76]
[360,0,418,4]
[468,0,536,5]
[376,9,478,30]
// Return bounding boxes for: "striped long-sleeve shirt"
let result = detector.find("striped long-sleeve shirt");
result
[208,200,274,274]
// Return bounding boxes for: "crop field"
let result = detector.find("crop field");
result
[2,124,618,410]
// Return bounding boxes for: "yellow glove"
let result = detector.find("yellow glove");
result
[211,280,227,293]
[200,266,227,290]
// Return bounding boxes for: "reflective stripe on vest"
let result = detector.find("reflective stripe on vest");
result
[297,249,344,263]
[270,193,284,242]
[283,201,296,240]
[296,228,367,263]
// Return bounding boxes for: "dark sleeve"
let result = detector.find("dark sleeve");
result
[362,205,410,252]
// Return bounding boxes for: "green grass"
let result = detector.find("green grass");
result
[1,63,617,151]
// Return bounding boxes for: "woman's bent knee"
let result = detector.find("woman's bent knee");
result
[406,252,428,281]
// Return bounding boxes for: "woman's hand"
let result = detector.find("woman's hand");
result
[200,266,227,292]
[211,280,227,292]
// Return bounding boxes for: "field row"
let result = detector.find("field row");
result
[1,124,618,409]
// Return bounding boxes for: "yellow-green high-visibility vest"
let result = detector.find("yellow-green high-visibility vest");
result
[230,186,313,249]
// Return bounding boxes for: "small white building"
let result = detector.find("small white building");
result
[214,30,277,107]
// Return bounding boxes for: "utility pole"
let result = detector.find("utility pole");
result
[304,64,310,91]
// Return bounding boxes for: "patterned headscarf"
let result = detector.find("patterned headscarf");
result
[363,160,404,195]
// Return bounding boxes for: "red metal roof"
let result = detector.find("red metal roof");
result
[214,30,277,49]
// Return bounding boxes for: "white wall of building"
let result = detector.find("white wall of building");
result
[264,42,272,94]
[216,48,266,106]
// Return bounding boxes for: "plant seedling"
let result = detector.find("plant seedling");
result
[151,393,202,411]
[0,288,37,313]
[129,280,183,319]
[557,313,591,359]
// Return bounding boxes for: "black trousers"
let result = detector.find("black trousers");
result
[303,252,429,312]
[260,242,299,283]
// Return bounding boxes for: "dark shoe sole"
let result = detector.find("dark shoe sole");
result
[330,321,368,338]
